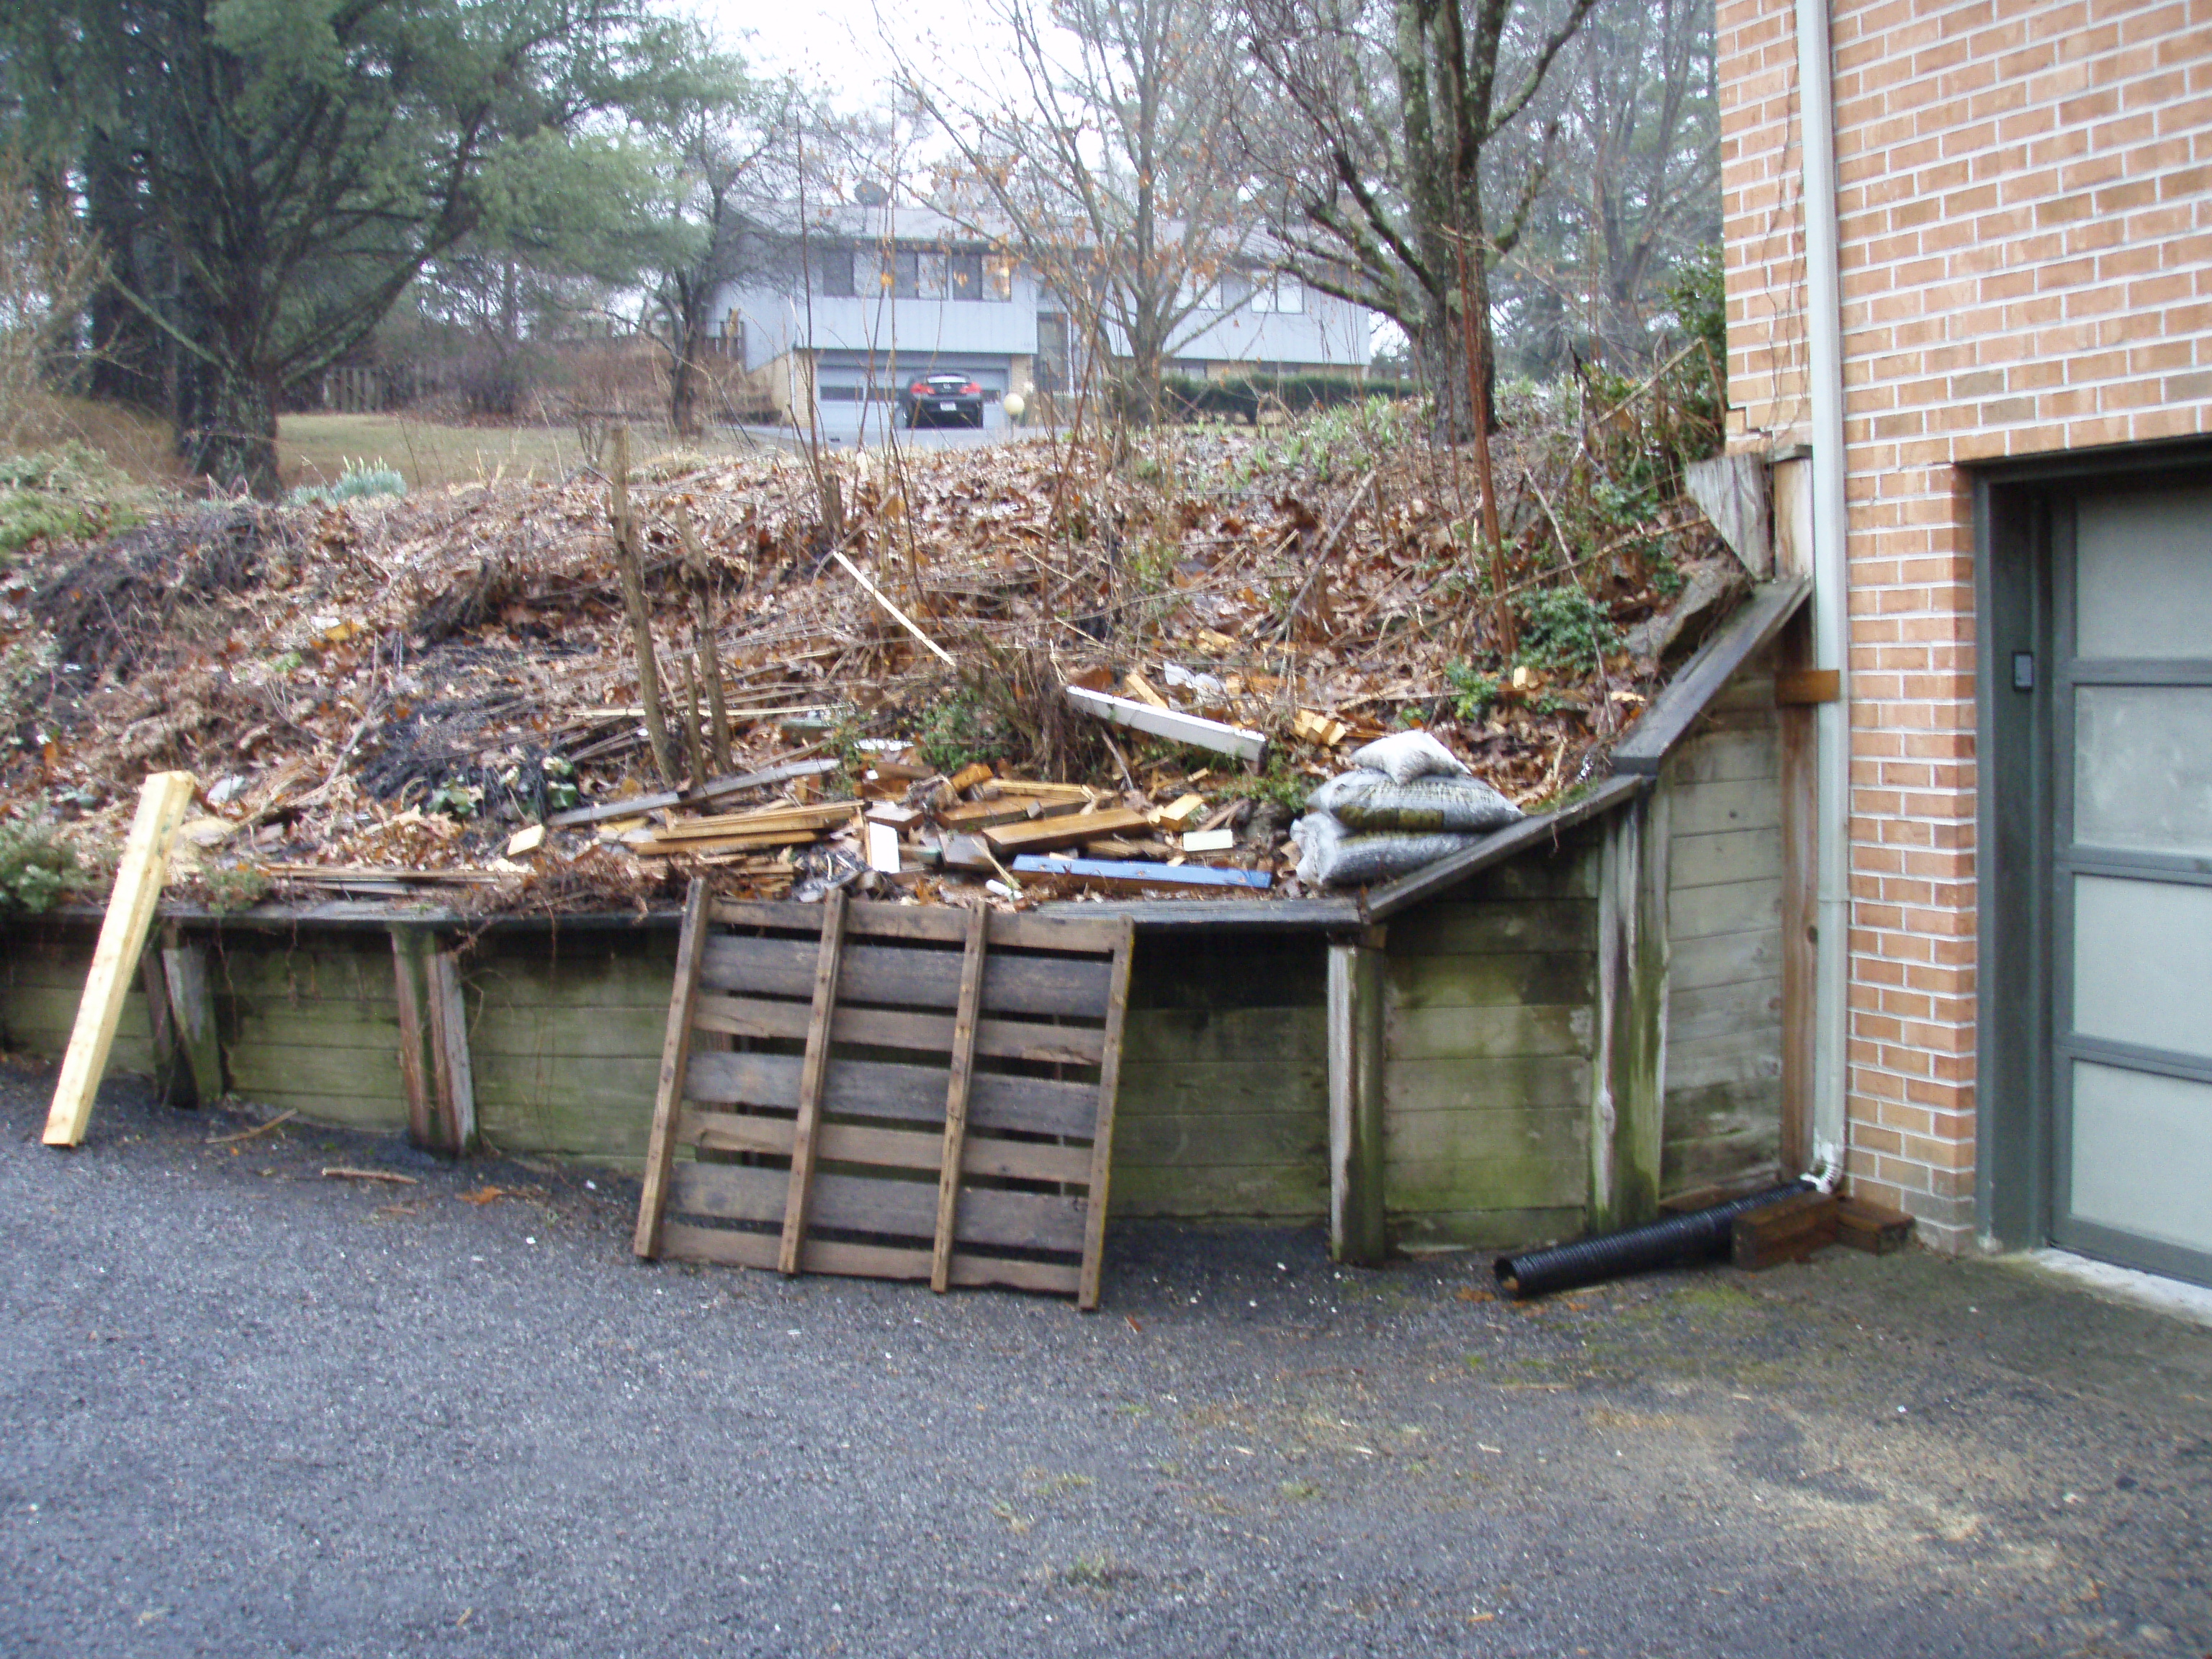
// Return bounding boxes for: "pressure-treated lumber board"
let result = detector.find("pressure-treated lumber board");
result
[778,888,850,1274]
[932,906,989,1292]
[1064,684,1269,763]
[43,770,196,1147]
[634,880,711,1259]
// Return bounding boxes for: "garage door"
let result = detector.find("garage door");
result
[2052,484,2212,1285]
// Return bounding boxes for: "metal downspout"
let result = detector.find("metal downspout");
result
[1795,0,1852,1177]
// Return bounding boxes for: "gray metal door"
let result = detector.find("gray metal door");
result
[2052,484,2212,1285]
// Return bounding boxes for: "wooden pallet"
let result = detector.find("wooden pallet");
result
[633,884,1135,1308]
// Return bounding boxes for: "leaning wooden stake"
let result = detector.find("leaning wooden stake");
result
[778,887,850,1275]
[43,770,195,1146]
[634,880,711,1259]
[930,905,991,1292]
[608,425,677,784]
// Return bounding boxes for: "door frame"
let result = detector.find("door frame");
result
[1972,434,2212,1256]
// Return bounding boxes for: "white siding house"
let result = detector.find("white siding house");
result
[708,202,1370,436]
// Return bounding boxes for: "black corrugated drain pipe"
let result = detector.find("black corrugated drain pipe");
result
[1493,1181,1815,1299]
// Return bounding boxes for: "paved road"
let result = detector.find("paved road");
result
[2,1059,2207,1657]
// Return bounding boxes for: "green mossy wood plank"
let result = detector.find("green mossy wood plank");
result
[1385,951,1596,1011]
[1384,899,1596,958]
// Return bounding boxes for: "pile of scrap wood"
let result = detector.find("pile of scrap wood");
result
[0,380,1749,914]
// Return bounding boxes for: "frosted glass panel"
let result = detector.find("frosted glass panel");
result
[2074,686,2212,858]
[2076,487,2212,659]
[2073,875,2212,1060]
[2071,1061,2212,1255]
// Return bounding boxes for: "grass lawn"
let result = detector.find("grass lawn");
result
[279,413,777,493]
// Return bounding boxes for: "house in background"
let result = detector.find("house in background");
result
[1718,0,2211,1283]
[706,198,1370,436]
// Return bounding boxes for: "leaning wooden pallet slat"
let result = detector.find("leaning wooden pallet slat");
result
[632,880,711,1259]
[1079,919,1138,1310]
[778,889,849,1275]
[933,907,989,1292]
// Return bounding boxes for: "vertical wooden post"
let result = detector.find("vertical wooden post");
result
[428,950,476,1154]
[930,905,990,1293]
[44,770,196,1147]
[140,939,187,1108]
[1602,786,1673,1228]
[1327,931,1388,1267]
[778,888,849,1275]
[635,880,711,1259]
[392,925,441,1151]
[161,942,225,1107]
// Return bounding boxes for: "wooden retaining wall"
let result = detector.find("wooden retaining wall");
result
[1,917,1326,1226]
[1379,834,1601,1251]
[1,630,1792,1253]
[1659,642,1785,1198]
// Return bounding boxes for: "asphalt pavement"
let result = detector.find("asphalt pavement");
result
[2,1057,2207,1658]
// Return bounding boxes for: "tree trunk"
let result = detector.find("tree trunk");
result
[179,357,282,497]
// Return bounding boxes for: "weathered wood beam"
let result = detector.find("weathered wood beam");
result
[1327,935,1388,1266]
[391,927,477,1154]
[1611,576,1812,775]
[1588,784,1671,1231]
[161,940,224,1107]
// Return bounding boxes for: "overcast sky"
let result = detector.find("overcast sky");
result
[695,0,967,109]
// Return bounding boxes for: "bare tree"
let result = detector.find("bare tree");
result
[890,0,1254,425]
[1486,0,1719,374]
[626,36,819,436]
[1242,0,1599,433]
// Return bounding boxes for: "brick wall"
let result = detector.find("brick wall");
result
[1718,0,2212,1246]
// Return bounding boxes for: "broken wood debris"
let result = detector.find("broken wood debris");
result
[1064,685,1269,765]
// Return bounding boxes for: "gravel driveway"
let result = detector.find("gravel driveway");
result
[2,1058,2207,1658]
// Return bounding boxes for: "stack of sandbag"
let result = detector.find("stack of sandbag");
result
[1293,732,1523,887]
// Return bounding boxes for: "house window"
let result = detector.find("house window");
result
[948,250,984,298]
[1250,273,1304,314]
[917,251,948,299]
[984,254,1015,301]
[1178,274,1218,311]
[819,245,855,297]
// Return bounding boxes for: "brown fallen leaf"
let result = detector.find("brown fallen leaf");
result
[458,1186,508,1205]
